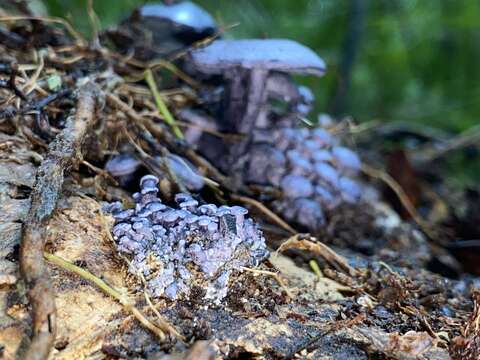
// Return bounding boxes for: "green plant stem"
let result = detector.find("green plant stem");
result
[144,69,184,140]
[43,251,176,342]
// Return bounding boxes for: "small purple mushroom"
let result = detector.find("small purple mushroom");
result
[293,198,325,229]
[190,39,325,135]
[331,146,362,173]
[166,154,205,191]
[313,162,339,188]
[280,174,314,199]
[105,154,141,177]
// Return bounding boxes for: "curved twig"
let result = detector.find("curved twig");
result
[19,83,99,360]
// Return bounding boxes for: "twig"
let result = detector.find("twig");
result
[144,69,184,140]
[19,83,99,360]
[43,252,172,342]
[0,62,27,100]
[230,194,297,235]
[22,51,44,95]
[278,234,358,276]
[240,266,294,300]
[418,123,480,162]
[360,163,435,238]
[81,160,119,185]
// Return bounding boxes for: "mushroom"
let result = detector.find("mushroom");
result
[116,1,218,59]
[137,2,217,37]
[190,39,326,135]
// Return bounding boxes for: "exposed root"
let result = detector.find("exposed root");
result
[19,83,99,360]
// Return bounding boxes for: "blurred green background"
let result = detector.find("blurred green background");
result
[41,0,480,136]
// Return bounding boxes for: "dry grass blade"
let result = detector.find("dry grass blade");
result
[450,290,480,360]
[43,252,175,342]
[0,15,85,45]
[230,194,297,235]
[361,163,435,239]
[240,266,293,300]
[278,234,358,276]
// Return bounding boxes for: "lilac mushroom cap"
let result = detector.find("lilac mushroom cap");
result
[166,154,205,191]
[190,39,326,76]
[331,146,362,172]
[281,174,314,198]
[139,1,217,34]
[105,154,141,177]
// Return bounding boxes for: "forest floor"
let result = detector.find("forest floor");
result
[1,4,480,360]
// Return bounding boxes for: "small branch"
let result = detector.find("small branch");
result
[0,15,86,45]
[360,163,435,239]
[230,194,297,235]
[278,234,358,277]
[19,83,99,360]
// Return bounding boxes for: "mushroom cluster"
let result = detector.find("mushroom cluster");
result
[245,126,362,230]
[184,38,364,231]
[106,175,268,303]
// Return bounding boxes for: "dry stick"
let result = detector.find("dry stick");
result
[278,234,358,277]
[419,123,480,162]
[19,83,99,360]
[360,163,435,239]
[230,194,297,235]
[240,266,294,300]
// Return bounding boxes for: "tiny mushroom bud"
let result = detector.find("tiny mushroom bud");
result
[245,143,287,185]
[314,162,339,188]
[293,198,325,229]
[339,177,362,203]
[140,174,159,188]
[105,154,142,177]
[311,128,335,147]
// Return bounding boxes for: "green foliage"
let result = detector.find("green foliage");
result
[42,0,480,135]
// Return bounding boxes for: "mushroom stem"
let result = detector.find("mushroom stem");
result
[223,67,269,134]
[223,68,269,181]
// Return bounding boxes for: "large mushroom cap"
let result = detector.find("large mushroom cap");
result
[191,39,326,76]
[139,1,217,33]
